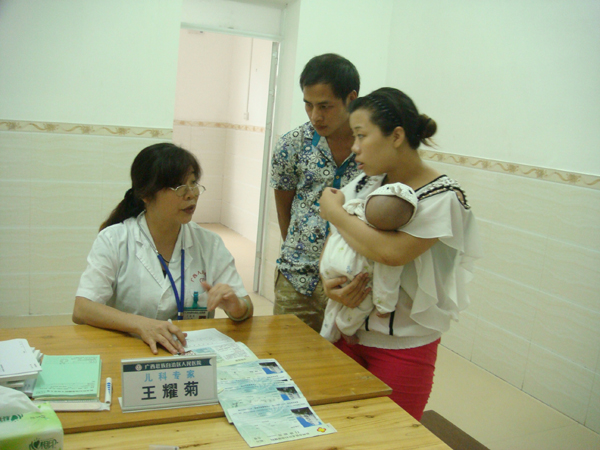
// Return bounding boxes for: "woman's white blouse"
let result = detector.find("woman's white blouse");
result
[76,215,248,321]
[342,174,483,350]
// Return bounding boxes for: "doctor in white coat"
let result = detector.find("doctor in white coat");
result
[73,144,253,355]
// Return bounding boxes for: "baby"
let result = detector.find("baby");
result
[320,182,418,343]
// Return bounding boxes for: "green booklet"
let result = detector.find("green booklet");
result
[32,355,102,401]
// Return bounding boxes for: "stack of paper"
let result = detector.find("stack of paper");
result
[0,339,42,391]
[32,355,102,401]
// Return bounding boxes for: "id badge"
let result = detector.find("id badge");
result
[183,292,208,320]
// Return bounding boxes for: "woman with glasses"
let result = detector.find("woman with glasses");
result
[72,143,253,355]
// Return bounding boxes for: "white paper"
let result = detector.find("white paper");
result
[217,359,289,382]
[182,329,234,350]
[0,339,42,382]
[218,378,304,423]
[187,342,257,367]
[227,399,336,447]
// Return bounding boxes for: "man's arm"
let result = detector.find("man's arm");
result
[273,189,296,240]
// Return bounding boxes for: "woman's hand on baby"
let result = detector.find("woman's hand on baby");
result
[319,188,345,221]
[322,273,370,308]
[136,316,187,355]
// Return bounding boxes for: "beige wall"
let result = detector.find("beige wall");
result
[425,155,600,431]
[0,123,171,316]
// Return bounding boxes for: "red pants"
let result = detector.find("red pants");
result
[335,338,440,421]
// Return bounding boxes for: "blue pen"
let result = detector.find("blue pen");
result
[104,377,112,405]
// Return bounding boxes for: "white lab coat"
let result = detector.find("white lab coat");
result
[76,214,248,320]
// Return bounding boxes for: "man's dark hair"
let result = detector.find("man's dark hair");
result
[299,53,360,100]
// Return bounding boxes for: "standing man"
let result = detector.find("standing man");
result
[270,54,361,332]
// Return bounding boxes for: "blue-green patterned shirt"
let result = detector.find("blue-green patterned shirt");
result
[270,122,360,296]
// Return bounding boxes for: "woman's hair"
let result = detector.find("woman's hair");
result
[100,143,201,231]
[349,87,437,149]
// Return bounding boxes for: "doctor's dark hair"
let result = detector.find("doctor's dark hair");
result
[349,87,437,149]
[299,53,360,100]
[100,143,201,231]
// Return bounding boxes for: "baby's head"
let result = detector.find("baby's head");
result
[365,194,416,231]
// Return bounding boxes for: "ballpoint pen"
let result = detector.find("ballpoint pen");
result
[104,377,112,406]
[168,319,183,354]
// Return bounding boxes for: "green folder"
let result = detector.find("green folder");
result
[32,355,101,401]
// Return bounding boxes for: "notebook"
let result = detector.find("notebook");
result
[32,355,102,401]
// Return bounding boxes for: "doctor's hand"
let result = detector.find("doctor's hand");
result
[135,315,187,355]
[322,273,370,309]
[201,281,240,313]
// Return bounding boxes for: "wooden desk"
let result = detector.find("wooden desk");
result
[0,315,391,434]
[64,397,451,450]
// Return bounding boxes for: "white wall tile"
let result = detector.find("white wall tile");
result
[0,180,31,227]
[0,229,30,273]
[30,181,104,228]
[195,148,226,178]
[442,310,478,360]
[29,272,80,315]
[30,134,104,183]
[30,228,96,274]
[190,127,227,154]
[221,205,258,242]
[430,162,553,237]
[0,132,33,180]
[540,239,600,313]
[524,344,594,423]
[540,182,600,252]
[531,293,600,370]
[226,129,266,160]
[477,222,547,289]
[102,137,162,184]
[225,154,263,187]
[586,374,600,434]
[101,182,130,225]
[224,181,260,213]
[472,318,531,388]
[473,269,539,340]
[172,124,192,150]
[193,198,221,223]
[199,174,223,201]
[0,273,30,316]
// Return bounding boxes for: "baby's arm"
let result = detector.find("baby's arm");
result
[372,263,404,317]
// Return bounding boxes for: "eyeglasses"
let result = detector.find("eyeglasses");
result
[169,182,206,198]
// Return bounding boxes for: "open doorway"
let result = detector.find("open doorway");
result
[172,29,277,300]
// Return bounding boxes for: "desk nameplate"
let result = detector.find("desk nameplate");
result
[121,354,217,412]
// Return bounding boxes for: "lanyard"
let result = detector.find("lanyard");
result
[157,249,185,320]
[138,215,186,320]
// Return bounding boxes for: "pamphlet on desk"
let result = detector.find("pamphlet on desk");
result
[227,399,336,447]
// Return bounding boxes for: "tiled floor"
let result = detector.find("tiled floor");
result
[2,224,599,449]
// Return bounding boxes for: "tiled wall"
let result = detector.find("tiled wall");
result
[431,155,600,433]
[172,122,265,242]
[0,121,171,317]
[258,150,600,433]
